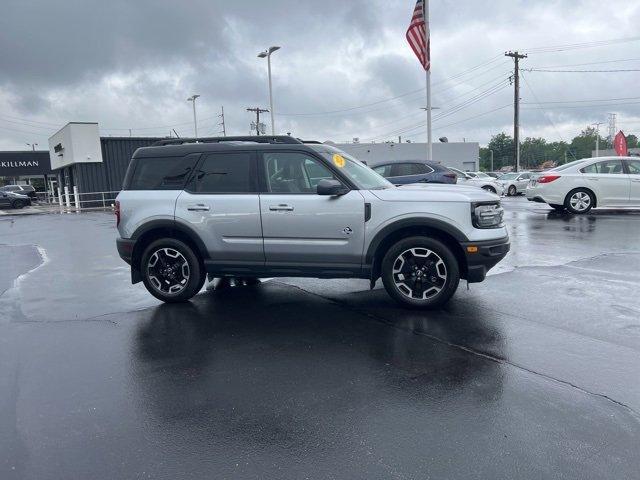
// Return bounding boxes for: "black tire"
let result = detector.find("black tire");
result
[12,200,25,209]
[549,204,565,212]
[140,238,205,303]
[564,188,594,214]
[381,236,460,309]
[507,185,517,196]
[482,186,497,194]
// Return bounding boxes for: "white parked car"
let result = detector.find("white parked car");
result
[526,156,640,214]
[497,172,532,196]
[449,168,505,196]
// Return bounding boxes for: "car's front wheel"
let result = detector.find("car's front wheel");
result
[507,185,517,196]
[565,189,594,214]
[381,236,460,309]
[141,238,205,302]
[12,199,25,209]
[482,185,497,194]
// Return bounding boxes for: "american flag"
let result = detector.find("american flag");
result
[406,0,430,71]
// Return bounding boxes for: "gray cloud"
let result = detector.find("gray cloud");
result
[1,0,639,149]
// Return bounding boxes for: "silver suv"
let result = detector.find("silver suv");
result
[115,136,509,308]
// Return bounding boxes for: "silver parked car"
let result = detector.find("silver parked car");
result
[115,136,509,309]
[497,172,532,196]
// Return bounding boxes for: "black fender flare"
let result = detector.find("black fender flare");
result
[365,217,469,265]
[130,219,210,261]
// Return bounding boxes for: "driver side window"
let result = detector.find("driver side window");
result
[262,152,337,193]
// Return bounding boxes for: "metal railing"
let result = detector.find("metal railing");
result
[51,187,121,212]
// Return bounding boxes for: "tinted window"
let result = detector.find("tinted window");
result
[4,186,20,192]
[263,152,337,193]
[393,163,429,176]
[192,152,254,193]
[373,165,393,177]
[519,173,531,180]
[581,160,624,174]
[128,156,198,190]
[626,160,640,174]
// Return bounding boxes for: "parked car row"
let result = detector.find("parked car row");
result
[0,184,37,198]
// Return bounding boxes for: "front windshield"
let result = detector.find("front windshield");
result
[312,146,393,190]
[500,173,519,180]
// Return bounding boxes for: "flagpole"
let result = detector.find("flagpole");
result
[425,0,432,161]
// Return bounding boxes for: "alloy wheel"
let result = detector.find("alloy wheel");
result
[147,247,191,294]
[392,247,447,300]
[569,191,591,212]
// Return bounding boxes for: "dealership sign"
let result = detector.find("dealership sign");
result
[0,152,53,176]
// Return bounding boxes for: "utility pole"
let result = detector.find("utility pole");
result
[489,149,494,171]
[246,107,269,135]
[591,122,604,157]
[218,106,226,136]
[505,51,527,172]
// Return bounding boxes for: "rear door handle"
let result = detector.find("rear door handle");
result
[187,203,210,211]
[586,177,599,181]
[631,179,640,182]
[269,204,294,211]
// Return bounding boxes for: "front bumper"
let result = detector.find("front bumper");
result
[116,238,135,265]
[461,236,510,283]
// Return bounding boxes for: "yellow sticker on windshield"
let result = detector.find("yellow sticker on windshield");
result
[333,154,346,168]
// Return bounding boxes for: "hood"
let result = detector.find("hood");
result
[371,184,500,203]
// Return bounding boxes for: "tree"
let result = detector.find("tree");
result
[570,127,611,159]
[480,133,514,171]
[626,134,638,149]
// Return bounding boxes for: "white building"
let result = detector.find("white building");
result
[331,141,479,171]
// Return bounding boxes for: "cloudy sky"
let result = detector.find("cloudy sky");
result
[1,0,639,150]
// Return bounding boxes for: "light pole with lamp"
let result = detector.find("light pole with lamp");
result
[257,46,280,135]
[187,95,200,139]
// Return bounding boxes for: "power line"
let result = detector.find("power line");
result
[522,95,640,105]
[523,35,640,54]
[528,57,640,69]
[525,68,640,73]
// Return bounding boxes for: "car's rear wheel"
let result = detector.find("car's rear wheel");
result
[482,185,497,194]
[141,238,205,302]
[508,185,517,196]
[381,236,460,309]
[565,189,594,214]
[12,199,25,209]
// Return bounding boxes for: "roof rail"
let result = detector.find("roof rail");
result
[152,135,303,146]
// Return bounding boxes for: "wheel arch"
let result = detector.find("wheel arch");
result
[366,219,469,283]
[130,220,208,283]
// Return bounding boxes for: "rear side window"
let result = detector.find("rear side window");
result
[127,156,198,190]
[392,163,430,176]
[581,160,624,174]
[190,152,255,193]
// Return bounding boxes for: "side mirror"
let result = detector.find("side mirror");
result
[317,179,349,196]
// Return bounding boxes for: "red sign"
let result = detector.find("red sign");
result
[614,131,628,156]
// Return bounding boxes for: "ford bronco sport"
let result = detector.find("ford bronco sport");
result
[115,136,509,308]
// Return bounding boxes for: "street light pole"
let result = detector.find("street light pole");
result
[26,143,38,151]
[490,149,494,171]
[187,95,200,139]
[258,46,281,135]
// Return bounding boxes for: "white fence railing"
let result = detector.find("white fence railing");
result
[51,188,120,212]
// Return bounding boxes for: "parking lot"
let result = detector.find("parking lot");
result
[1,196,639,479]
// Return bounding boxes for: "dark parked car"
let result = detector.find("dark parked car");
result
[0,190,32,209]
[1,184,37,198]
[371,161,457,185]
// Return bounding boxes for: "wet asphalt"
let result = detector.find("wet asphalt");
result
[1,197,639,480]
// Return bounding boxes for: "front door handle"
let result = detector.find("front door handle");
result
[631,178,640,182]
[269,204,294,211]
[187,203,210,211]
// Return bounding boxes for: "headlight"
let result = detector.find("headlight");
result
[471,202,504,228]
